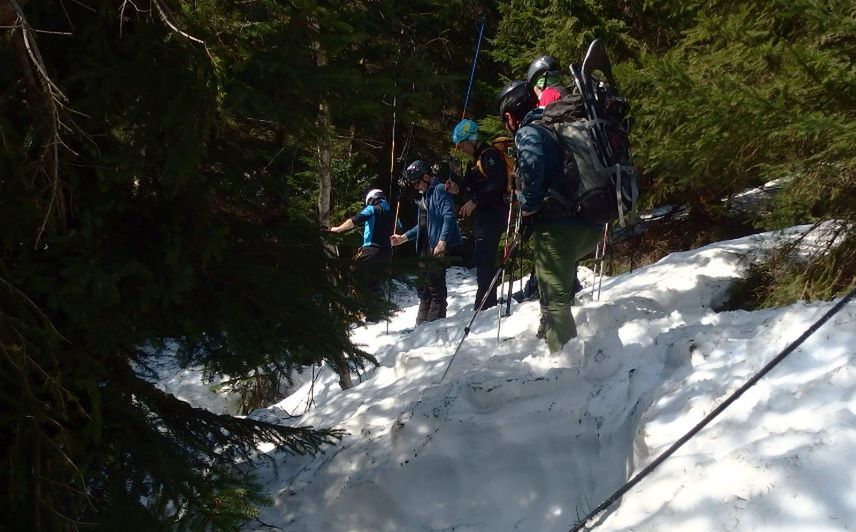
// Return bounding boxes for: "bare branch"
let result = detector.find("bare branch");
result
[10,0,69,103]
[0,24,72,35]
[118,0,146,38]
[0,0,29,26]
[150,0,212,60]
[7,0,77,245]
[67,0,95,13]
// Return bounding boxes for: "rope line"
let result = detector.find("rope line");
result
[569,284,856,532]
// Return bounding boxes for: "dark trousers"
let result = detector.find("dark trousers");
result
[416,266,447,325]
[473,209,506,311]
[353,245,392,295]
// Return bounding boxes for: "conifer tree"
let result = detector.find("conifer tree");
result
[1,0,500,527]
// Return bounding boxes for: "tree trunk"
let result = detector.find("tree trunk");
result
[312,24,352,390]
[313,20,333,230]
[316,100,333,229]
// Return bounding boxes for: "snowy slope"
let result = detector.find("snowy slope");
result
[244,225,856,532]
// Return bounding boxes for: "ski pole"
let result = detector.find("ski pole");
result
[387,96,398,334]
[590,232,604,301]
[441,235,521,382]
[497,200,515,342]
[504,206,522,318]
[594,223,609,301]
[388,96,397,199]
[461,18,486,119]
[596,223,610,301]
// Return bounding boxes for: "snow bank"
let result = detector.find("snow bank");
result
[243,225,855,531]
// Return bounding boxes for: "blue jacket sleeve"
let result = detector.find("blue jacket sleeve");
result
[435,187,457,243]
[515,125,548,213]
[350,204,375,225]
[404,224,418,242]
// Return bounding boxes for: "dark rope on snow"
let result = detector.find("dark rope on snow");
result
[569,284,856,532]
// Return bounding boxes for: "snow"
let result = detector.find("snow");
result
[188,224,853,531]
[137,339,240,415]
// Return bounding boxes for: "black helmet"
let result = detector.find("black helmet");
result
[403,160,430,182]
[497,80,535,118]
[526,55,561,87]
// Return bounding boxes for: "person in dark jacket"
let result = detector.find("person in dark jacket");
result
[330,188,393,295]
[391,160,463,325]
[497,80,602,352]
[451,119,509,311]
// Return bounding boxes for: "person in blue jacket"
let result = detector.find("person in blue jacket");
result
[391,160,462,325]
[497,80,602,352]
[331,188,393,295]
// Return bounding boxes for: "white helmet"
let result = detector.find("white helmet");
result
[365,188,384,205]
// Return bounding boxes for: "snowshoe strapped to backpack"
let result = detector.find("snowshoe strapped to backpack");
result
[533,39,639,226]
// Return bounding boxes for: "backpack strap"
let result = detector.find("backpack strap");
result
[525,121,577,218]
[614,164,625,227]
[474,145,498,179]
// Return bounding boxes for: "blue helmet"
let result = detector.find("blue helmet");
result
[452,119,479,144]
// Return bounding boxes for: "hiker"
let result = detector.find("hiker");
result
[451,118,508,311]
[527,55,587,310]
[330,188,393,296]
[526,55,570,108]
[391,160,462,325]
[497,80,602,352]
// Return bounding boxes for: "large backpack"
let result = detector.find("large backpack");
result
[533,40,639,226]
[476,137,517,196]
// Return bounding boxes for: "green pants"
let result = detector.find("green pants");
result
[533,222,603,352]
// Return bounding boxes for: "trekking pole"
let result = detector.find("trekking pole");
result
[392,120,414,237]
[596,223,610,301]
[386,97,398,334]
[498,201,521,342]
[496,201,515,343]
[388,96,397,199]
[441,235,520,382]
[591,223,609,302]
[461,17,486,119]
[504,206,522,318]
[590,232,604,302]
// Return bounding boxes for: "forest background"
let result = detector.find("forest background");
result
[1,0,854,528]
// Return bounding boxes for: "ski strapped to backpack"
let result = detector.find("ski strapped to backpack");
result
[534,39,639,226]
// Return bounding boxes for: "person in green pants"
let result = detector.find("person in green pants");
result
[496,80,603,352]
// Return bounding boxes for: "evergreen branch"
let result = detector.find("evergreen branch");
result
[125,370,343,463]
[253,517,284,530]
[783,39,856,111]
[0,274,69,342]
[39,432,91,499]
